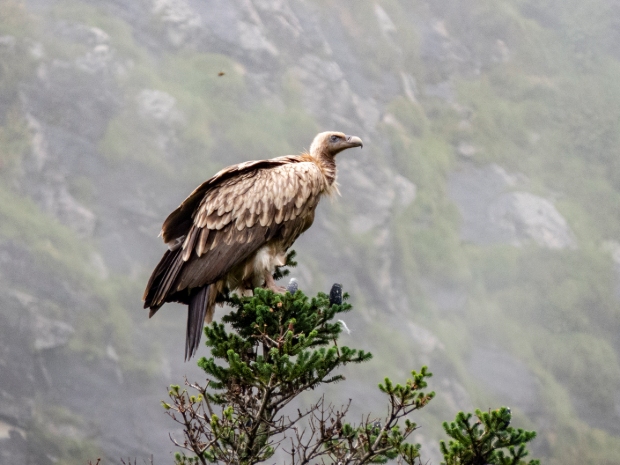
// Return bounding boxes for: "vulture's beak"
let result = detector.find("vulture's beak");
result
[345,135,363,149]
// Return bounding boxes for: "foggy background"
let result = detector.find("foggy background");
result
[1,0,620,463]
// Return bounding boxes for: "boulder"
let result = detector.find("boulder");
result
[152,0,203,47]
[488,192,577,249]
[136,89,182,124]
[449,163,576,249]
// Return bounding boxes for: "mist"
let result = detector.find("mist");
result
[1,0,620,463]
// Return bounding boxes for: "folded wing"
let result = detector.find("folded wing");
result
[143,157,324,310]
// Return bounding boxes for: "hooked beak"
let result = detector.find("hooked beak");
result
[345,135,363,149]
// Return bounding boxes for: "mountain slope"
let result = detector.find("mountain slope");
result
[1,0,620,463]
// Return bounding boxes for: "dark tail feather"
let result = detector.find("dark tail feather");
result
[143,248,183,312]
[185,285,213,361]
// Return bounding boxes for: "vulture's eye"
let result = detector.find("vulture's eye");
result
[330,135,340,142]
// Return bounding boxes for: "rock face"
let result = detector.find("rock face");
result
[603,241,620,299]
[1,0,610,462]
[291,54,381,133]
[136,89,181,122]
[449,163,576,249]
[152,0,203,47]
[135,88,184,157]
[33,315,75,351]
[0,294,35,462]
[2,1,426,461]
[488,191,576,249]
[35,176,97,238]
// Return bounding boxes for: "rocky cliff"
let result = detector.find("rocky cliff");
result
[1,0,620,463]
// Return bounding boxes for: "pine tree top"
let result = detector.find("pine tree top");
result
[198,286,372,404]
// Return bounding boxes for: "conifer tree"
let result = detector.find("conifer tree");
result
[440,408,539,465]
[162,257,538,464]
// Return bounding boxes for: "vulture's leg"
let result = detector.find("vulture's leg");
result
[264,271,286,294]
[236,280,254,297]
[236,284,253,297]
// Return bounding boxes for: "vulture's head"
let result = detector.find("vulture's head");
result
[310,131,363,158]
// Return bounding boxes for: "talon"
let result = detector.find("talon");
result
[264,272,286,294]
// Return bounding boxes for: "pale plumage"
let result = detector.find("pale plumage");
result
[143,131,363,360]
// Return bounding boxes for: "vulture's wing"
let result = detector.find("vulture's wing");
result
[175,159,324,289]
[161,158,293,246]
[144,157,324,309]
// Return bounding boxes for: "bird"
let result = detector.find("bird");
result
[286,278,298,294]
[329,283,343,306]
[143,131,363,360]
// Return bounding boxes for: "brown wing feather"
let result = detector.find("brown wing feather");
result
[175,225,271,290]
[145,158,326,306]
[174,162,323,289]
[161,157,297,244]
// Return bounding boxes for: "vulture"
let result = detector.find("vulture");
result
[143,131,363,360]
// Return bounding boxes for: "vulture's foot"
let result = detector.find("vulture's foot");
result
[240,288,254,297]
[264,272,287,294]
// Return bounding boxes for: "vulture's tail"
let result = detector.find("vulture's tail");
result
[185,284,217,361]
[143,248,184,314]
